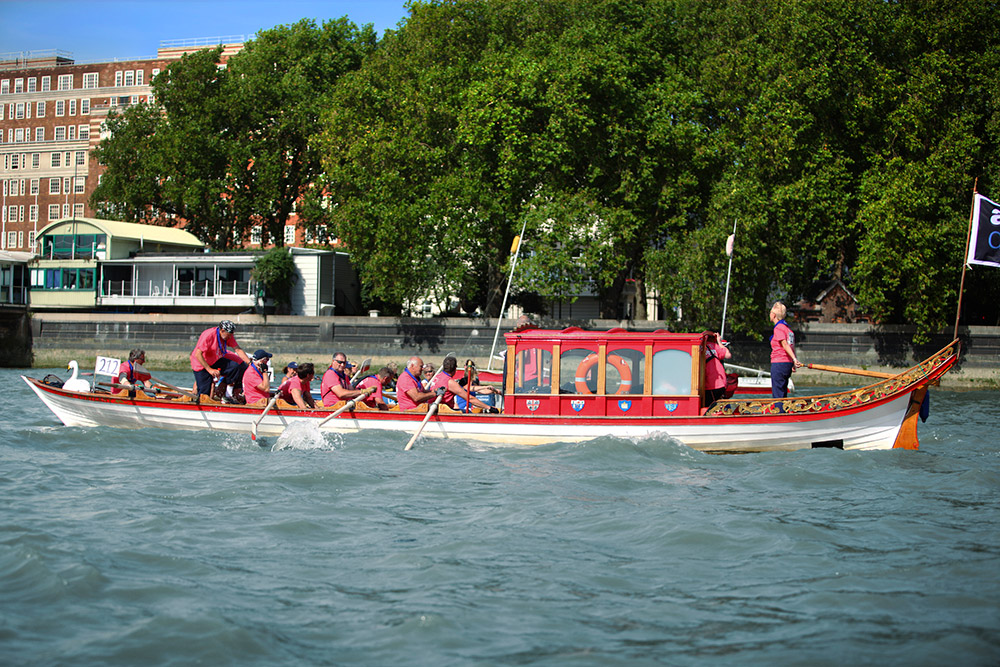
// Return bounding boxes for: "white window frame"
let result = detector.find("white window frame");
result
[48,204,59,220]
[284,225,296,245]
[27,77,36,93]
[35,127,44,142]
[49,177,60,194]
[79,125,90,140]
[50,153,61,168]
[30,178,38,195]
[36,101,45,117]
[55,100,65,117]
[82,72,99,89]
[58,74,73,91]
[41,76,51,92]
[81,99,90,115]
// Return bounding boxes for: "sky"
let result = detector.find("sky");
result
[0,0,410,62]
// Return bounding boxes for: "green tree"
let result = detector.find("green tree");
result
[92,19,375,249]
[252,246,298,312]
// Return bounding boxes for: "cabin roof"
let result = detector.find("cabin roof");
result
[504,327,704,346]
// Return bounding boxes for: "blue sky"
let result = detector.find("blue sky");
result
[0,0,410,62]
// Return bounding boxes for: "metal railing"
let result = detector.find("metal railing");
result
[101,280,253,299]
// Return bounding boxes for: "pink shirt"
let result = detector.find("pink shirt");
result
[242,364,270,405]
[770,322,795,363]
[280,376,311,406]
[356,376,383,407]
[704,341,731,391]
[190,327,238,371]
[396,369,423,411]
[320,367,351,407]
[429,371,456,408]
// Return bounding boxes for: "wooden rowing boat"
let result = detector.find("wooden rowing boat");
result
[23,328,957,453]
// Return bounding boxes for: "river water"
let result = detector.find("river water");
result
[2,367,998,665]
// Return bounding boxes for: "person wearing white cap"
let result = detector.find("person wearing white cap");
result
[190,320,251,399]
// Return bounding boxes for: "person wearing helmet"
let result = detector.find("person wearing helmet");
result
[190,320,251,400]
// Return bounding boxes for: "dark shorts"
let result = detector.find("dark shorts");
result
[194,357,248,396]
[771,362,794,398]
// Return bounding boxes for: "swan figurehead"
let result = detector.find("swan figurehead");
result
[63,360,92,393]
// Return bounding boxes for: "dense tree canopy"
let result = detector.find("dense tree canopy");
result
[91,0,1000,338]
[92,18,376,249]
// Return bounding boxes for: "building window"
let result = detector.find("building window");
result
[69,100,76,115]
[63,177,70,193]
[79,125,90,140]
[29,205,37,222]
[28,230,36,250]
[34,127,44,141]
[51,153,61,168]
[124,71,134,87]
[49,177,60,194]
[58,74,73,91]
[15,102,25,119]
[284,225,296,245]
[83,73,99,89]
[81,99,90,115]
[67,126,75,141]
[74,177,85,194]
[75,151,85,166]
[48,204,59,220]
[14,79,23,93]
[30,179,38,195]
[18,231,23,247]
[62,203,70,218]
[41,76,50,92]
[19,179,25,195]
[136,70,144,86]
[10,154,19,170]
[14,128,24,143]
[54,127,66,141]
[36,101,45,117]
[27,77,36,93]
[0,80,8,94]
[31,153,39,168]
[6,231,15,248]
[74,203,84,217]
[114,71,122,87]
[250,226,262,244]
[55,100,65,116]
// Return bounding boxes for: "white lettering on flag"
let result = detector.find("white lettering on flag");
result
[967,193,1000,268]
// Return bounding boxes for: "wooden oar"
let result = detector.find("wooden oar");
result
[317,388,375,428]
[404,394,443,451]
[806,363,894,379]
[149,375,198,400]
[251,393,280,442]
[98,381,180,397]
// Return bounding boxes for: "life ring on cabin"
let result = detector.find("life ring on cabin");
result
[574,353,632,395]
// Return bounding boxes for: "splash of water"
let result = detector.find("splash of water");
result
[271,421,342,452]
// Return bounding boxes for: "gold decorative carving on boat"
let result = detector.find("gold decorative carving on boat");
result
[705,341,958,417]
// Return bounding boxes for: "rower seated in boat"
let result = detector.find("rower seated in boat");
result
[279,362,316,409]
[430,357,500,413]
[117,349,156,395]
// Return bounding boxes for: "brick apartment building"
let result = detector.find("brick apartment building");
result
[0,38,245,254]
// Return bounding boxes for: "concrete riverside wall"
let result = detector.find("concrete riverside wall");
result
[25,313,1000,388]
[0,308,32,367]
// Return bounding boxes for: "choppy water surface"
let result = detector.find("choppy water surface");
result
[2,368,998,665]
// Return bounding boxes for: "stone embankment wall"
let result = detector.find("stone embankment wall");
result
[24,313,1000,388]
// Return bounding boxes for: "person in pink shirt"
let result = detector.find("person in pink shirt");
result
[319,352,369,407]
[429,357,499,413]
[242,349,272,406]
[769,301,803,398]
[356,367,394,410]
[190,320,251,400]
[396,356,441,411]
[702,331,732,405]
[279,362,316,409]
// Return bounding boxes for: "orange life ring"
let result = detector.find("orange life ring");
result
[574,353,632,395]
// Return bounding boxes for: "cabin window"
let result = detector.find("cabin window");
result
[651,349,692,395]
[607,347,644,395]
[512,346,552,394]
[559,346,598,394]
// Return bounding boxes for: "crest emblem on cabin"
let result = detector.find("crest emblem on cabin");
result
[526,399,540,412]
[618,400,632,412]
[571,399,585,412]
[664,401,679,412]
